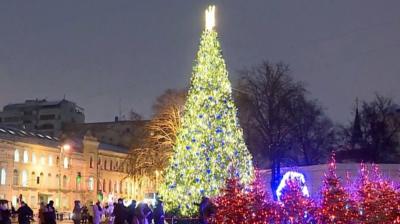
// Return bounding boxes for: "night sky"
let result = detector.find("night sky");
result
[1,1,399,124]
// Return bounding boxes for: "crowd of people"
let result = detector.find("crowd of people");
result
[72,198,165,224]
[0,200,57,224]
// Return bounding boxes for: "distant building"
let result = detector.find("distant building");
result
[62,118,148,148]
[0,99,85,136]
[0,125,156,212]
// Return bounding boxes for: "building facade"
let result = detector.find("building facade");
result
[0,99,85,136]
[0,126,156,212]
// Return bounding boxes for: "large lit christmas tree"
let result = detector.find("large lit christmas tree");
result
[159,5,254,216]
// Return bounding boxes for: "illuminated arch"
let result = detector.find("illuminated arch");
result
[276,171,310,201]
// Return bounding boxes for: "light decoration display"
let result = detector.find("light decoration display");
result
[317,154,358,223]
[158,5,254,216]
[276,171,309,201]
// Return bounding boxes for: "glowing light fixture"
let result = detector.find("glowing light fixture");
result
[205,5,215,31]
[276,171,310,201]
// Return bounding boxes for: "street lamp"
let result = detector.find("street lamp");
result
[58,144,70,211]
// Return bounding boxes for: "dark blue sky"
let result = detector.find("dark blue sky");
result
[1,1,399,123]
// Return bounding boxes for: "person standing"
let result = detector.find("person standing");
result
[38,202,46,224]
[153,200,164,224]
[72,201,82,224]
[0,200,11,224]
[16,202,33,224]
[44,200,56,224]
[112,199,126,224]
[126,200,136,224]
[92,202,102,224]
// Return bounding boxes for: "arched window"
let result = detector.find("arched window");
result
[114,181,117,193]
[103,179,106,192]
[23,150,28,163]
[63,175,67,188]
[40,156,46,165]
[31,172,36,185]
[39,172,44,185]
[116,161,119,171]
[88,177,94,191]
[109,180,112,193]
[48,156,53,166]
[32,153,36,164]
[14,150,19,162]
[109,161,113,171]
[13,170,18,185]
[21,170,28,187]
[97,158,101,168]
[97,180,101,191]
[63,157,69,169]
[89,156,93,168]
[104,160,107,170]
[0,168,6,185]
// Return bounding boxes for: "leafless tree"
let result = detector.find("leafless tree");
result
[340,94,400,162]
[124,89,187,181]
[236,61,334,199]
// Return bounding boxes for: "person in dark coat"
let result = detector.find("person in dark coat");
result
[126,200,136,224]
[16,202,33,224]
[0,200,12,224]
[72,200,82,224]
[152,200,164,224]
[112,198,127,224]
[44,200,56,224]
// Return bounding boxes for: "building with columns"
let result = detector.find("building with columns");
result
[0,125,156,212]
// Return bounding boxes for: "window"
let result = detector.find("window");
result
[14,150,19,162]
[109,161,113,171]
[48,156,53,166]
[21,170,28,187]
[63,175,67,188]
[38,124,54,130]
[103,180,106,192]
[88,177,94,191]
[13,170,18,185]
[90,156,93,168]
[40,156,46,165]
[36,176,40,184]
[114,181,117,193]
[23,150,28,163]
[0,168,6,185]
[32,153,36,164]
[109,180,112,193]
[39,172,44,185]
[63,157,69,169]
[39,114,56,120]
[104,160,107,170]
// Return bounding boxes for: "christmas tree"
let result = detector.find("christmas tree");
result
[279,178,316,223]
[159,5,254,216]
[356,164,400,223]
[318,155,357,223]
[212,172,275,224]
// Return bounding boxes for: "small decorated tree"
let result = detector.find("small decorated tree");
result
[318,155,358,223]
[279,178,316,224]
[211,172,275,224]
[356,164,400,223]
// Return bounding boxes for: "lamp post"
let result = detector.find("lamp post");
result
[58,144,70,211]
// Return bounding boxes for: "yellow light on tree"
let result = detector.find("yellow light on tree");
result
[159,5,254,216]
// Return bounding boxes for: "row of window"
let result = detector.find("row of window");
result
[14,149,69,168]
[89,157,127,172]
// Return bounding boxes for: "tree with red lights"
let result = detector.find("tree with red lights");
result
[211,173,276,224]
[356,164,400,223]
[318,155,358,223]
[279,178,316,224]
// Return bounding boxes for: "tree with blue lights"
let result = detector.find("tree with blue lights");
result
[158,5,254,216]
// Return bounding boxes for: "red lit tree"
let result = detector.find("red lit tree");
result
[356,164,400,223]
[318,155,358,223]
[211,172,275,224]
[279,178,316,224]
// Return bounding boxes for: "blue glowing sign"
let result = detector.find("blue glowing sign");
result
[276,171,310,201]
